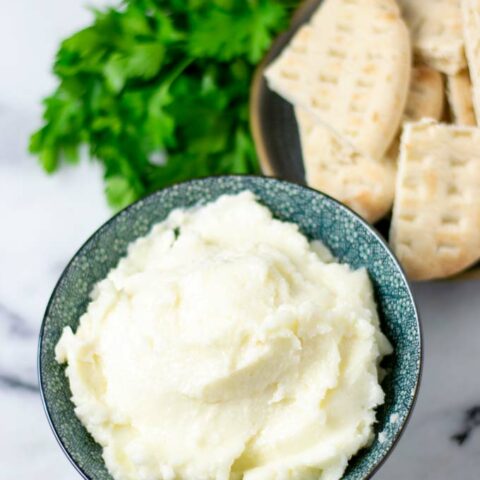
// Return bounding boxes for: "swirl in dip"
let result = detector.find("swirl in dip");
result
[56,191,392,480]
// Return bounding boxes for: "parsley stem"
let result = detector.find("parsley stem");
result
[163,58,194,90]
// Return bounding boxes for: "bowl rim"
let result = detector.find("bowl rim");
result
[38,174,423,480]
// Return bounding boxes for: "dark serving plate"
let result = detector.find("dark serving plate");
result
[249,0,480,280]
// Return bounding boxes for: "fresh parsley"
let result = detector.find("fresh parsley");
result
[30,0,295,209]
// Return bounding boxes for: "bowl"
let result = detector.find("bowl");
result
[38,175,422,480]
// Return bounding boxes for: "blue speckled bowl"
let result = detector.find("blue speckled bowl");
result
[38,175,422,480]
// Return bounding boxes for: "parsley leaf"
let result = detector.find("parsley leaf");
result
[30,0,295,209]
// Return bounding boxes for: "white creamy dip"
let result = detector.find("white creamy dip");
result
[56,191,392,480]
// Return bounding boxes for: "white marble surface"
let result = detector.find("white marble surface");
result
[0,1,479,479]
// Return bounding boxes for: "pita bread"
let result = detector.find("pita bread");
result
[385,65,445,163]
[398,0,466,74]
[404,65,445,121]
[447,69,477,125]
[296,108,396,223]
[390,120,480,280]
[296,65,442,220]
[265,0,411,160]
[458,0,480,120]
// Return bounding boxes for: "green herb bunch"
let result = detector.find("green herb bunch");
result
[29,0,294,209]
